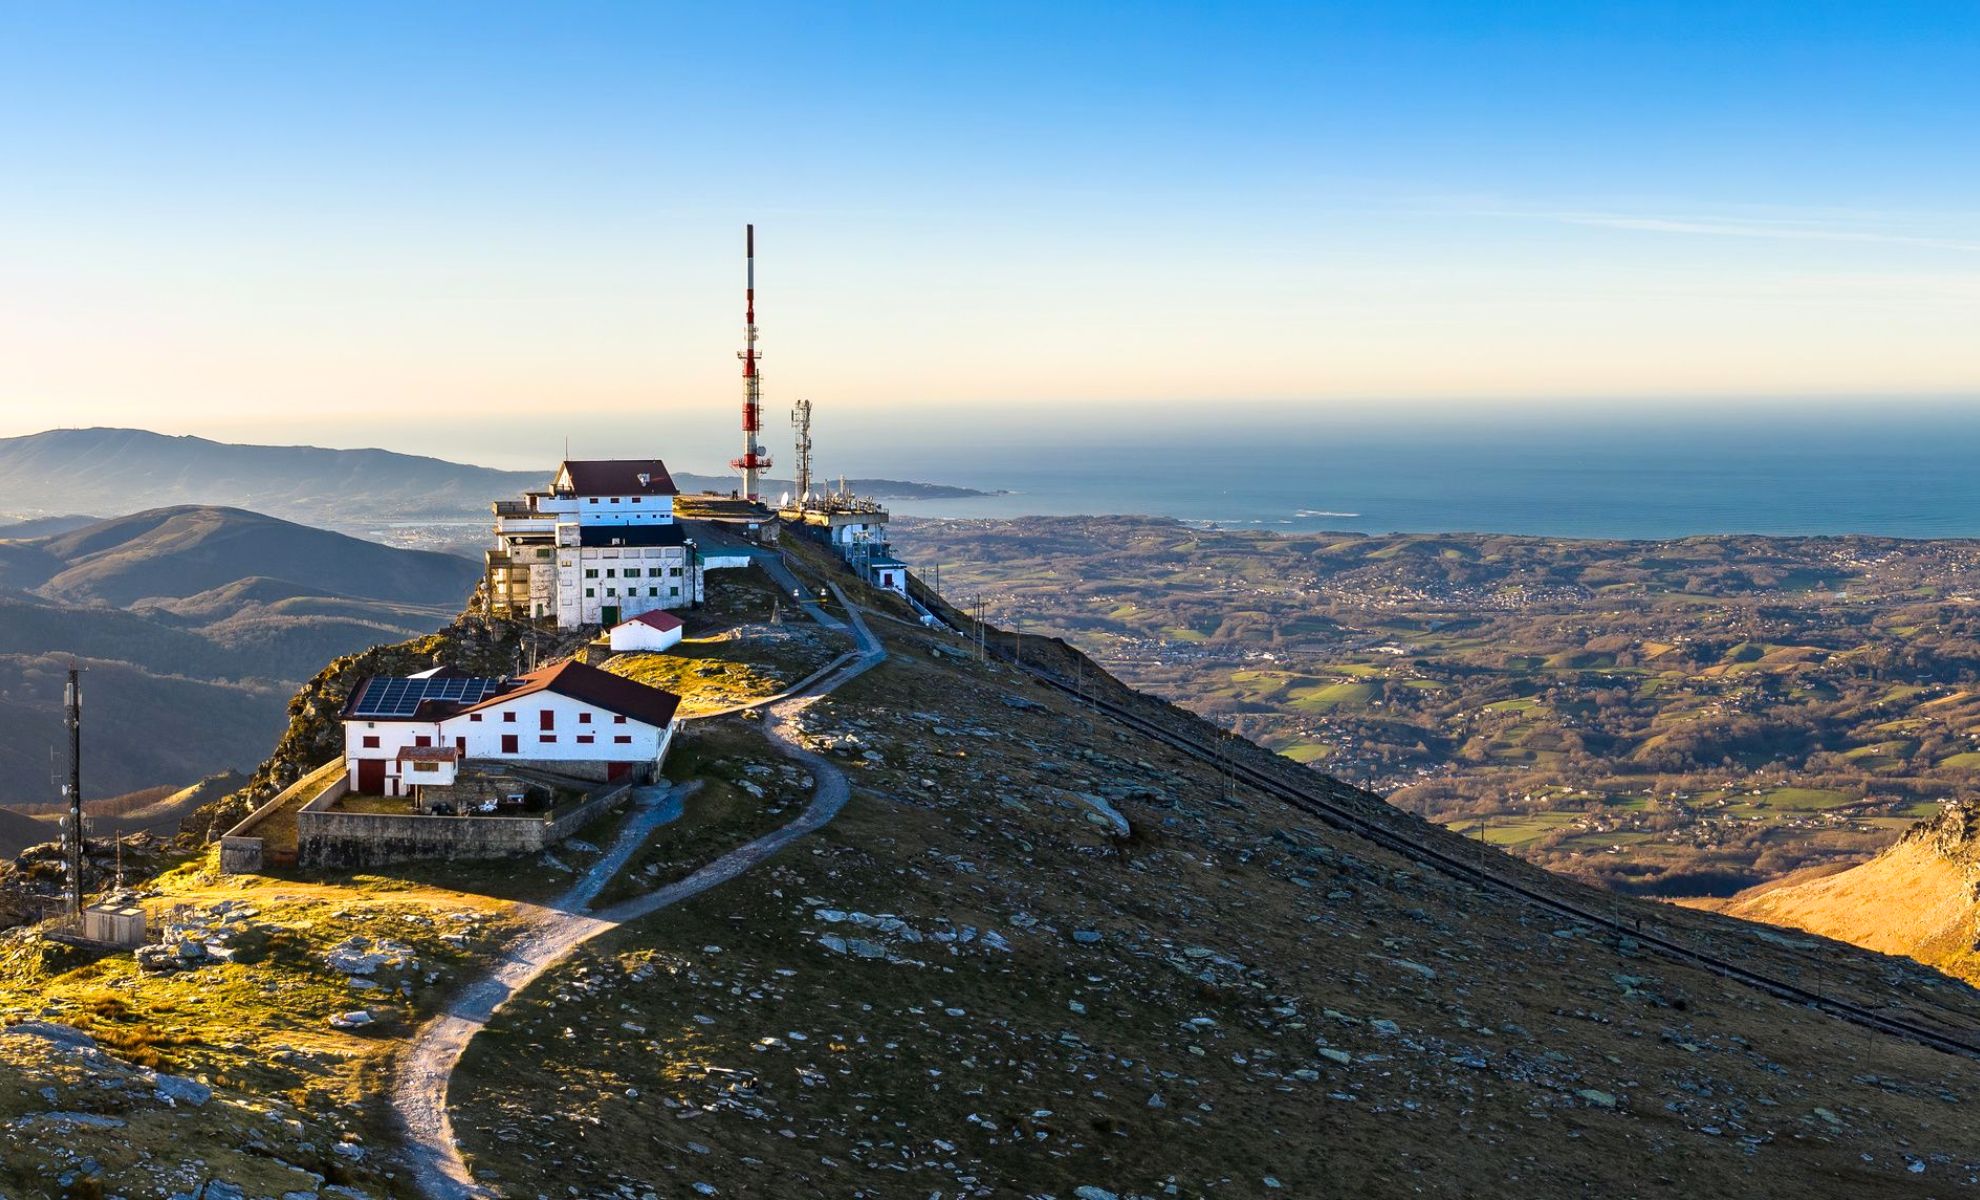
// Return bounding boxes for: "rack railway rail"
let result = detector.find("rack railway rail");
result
[954,627,1980,1063]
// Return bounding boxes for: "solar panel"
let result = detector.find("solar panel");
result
[349,675,503,718]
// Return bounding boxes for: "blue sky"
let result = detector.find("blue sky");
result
[1,2,1978,469]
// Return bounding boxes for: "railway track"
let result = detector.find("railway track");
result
[1003,653,1980,1063]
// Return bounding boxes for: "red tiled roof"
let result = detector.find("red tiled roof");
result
[396,746,460,763]
[456,660,682,729]
[619,609,684,632]
[555,459,679,497]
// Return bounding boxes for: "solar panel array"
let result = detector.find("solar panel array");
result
[349,675,504,718]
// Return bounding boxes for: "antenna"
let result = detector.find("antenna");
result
[64,663,83,916]
[729,223,773,501]
[791,397,814,511]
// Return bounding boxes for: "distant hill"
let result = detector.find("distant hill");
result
[0,514,99,539]
[0,428,990,532]
[28,505,478,607]
[0,427,542,526]
[0,506,483,809]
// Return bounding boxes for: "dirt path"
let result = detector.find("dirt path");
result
[392,597,884,1199]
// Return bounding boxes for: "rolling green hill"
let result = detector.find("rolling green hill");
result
[0,507,481,811]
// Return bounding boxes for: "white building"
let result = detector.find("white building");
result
[340,661,681,798]
[485,459,705,629]
[609,608,685,653]
[781,496,909,597]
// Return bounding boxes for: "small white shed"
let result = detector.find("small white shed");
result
[609,609,685,653]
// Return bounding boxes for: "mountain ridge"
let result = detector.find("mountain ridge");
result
[0,427,990,532]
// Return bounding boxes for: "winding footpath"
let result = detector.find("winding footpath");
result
[392,587,884,1200]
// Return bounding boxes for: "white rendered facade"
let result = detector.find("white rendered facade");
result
[344,690,676,798]
[485,459,704,628]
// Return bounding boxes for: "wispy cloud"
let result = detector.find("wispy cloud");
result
[1546,211,1980,253]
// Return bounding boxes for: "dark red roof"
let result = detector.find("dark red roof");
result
[620,609,684,632]
[457,660,682,729]
[397,745,460,763]
[555,459,679,497]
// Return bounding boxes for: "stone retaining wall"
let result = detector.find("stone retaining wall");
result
[296,775,641,870]
[218,759,346,875]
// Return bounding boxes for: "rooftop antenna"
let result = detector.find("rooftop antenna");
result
[730,223,773,501]
[791,397,814,511]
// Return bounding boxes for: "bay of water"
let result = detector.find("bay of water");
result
[876,407,1980,540]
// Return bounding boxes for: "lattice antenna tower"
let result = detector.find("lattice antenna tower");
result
[729,223,773,500]
[791,397,814,510]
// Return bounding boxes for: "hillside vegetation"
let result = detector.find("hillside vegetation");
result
[0,507,475,811]
[10,541,1980,1196]
[1711,800,1980,987]
[895,515,1980,897]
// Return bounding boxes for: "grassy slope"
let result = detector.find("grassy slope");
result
[1713,806,1980,986]
[447,603,1980,1199]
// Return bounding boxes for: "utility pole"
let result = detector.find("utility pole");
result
[1014,613,1023,667]
[64,664,83,917]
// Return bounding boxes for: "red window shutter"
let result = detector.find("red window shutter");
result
[578,712,592,724]
[362,735,380,749]
[503,711,516,723]
[540,709,554,731]
[540,734,556,744]
[614,735,632,744]
[501,734,518,754]
[455,737,467,753]
[577,734,594,745]
[614,715,627,724]
[469,713,482,722]
[415,736,431,747]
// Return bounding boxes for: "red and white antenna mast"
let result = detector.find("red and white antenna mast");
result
[730,223,772,501]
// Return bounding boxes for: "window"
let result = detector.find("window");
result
[540,734,556,744]
[668,587,679,598]
[576,734,595,745]
[455,737,467,753]
[606,587,617,597]
[362,735,380,749]
[584,568,598,579]
[614,715,627,724]
[609,496,620,503]
[415,735,431,747]
[588,497,598,504]
[668,567,683,577]
[469,713,482,722]
[578,712,592,724]
[614,735,632,744]
[540,710,554,730]
[585,587,595,598]
[503,711,517,723]
[631,496,641,503]
[605,568,615,578]
[648,587,659,597]
[501,734,519,754]
[412,761,439,774]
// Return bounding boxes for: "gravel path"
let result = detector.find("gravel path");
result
[392,594,884,1199]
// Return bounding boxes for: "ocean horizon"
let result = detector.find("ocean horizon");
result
[872,407,1980,541]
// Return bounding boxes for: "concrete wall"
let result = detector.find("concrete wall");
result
[219,758,347,875]
[296,775,638,870]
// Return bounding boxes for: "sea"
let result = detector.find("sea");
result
[872,406,1980,540]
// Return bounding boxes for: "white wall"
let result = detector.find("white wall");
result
[439,691,668,765]
[345,692,673,796]
[610,622,684,653]
[555,543,696,628]
[571,494,676,525]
